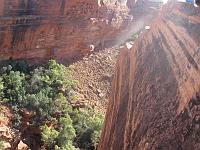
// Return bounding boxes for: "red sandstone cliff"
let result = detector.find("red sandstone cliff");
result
[99,1,200,150]
[0,0,130,64]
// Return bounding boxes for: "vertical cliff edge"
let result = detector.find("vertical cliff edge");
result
[99,1,200,150]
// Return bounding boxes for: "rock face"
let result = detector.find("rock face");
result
[17,141,28,150]
[0,106,14,149]
[0,0,129,64]
[99,1,200,150]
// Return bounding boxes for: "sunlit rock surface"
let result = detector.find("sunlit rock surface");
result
[99,1,200,150]
[0,0,129,64]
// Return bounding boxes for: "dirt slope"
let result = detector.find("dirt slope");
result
[71,47,119,113]
[98,1,200,150]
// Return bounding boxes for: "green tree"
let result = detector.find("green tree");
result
[0,141,4,149]
[0,60,104,149]
[71,109,104,149]
[0,140,8,150]
[0,77,4,99]
[57,115,77,149]
[2,70,26,105]
[41,125,59,148]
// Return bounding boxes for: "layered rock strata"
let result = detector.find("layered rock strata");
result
[0,0,129,64]
[99,1,200,150]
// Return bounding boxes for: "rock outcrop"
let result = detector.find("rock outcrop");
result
[0,106,14,149]
[0,0,130,64]
[99,1,200,150]
[17,141,28,150]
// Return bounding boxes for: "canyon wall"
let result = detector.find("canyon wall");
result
[0,0,130,64]
[99,1,200,150]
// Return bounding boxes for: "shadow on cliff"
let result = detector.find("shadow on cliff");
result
[98,1,200,150]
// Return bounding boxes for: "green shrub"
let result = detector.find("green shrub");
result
[41,124,59,148]
[0,60,104,149]
[0,140,4,149]
[71,109,104,149]
[0,140,9,150]
[0,77,4,99]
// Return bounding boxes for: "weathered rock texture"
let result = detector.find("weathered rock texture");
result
[0,0,130,64]
[99,1,200,150]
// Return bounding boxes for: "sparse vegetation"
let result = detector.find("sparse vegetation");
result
[0,60,104,150]
[0,141,5,149]
[0,140,9,150]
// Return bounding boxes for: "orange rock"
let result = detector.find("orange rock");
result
[17,141,28,150]
[0,0,130,64]
[99,1,200,150]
